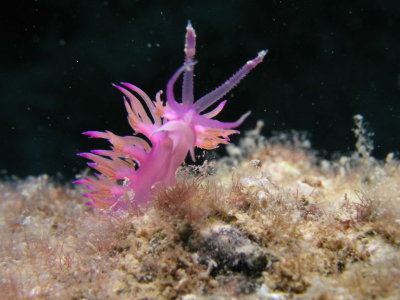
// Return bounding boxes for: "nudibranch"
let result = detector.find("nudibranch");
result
[75,22,267,211]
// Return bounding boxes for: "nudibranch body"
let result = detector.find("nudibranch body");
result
[75,22,267,211]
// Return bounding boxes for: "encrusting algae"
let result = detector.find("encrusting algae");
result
[1,117,400,299]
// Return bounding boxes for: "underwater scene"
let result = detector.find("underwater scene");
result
[1,1,400,299]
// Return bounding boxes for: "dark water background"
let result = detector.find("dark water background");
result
[1,0,399,179]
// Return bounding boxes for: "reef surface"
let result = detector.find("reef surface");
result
[1,122,400,299]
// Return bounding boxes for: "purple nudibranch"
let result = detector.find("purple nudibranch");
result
[75,22,267,211]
